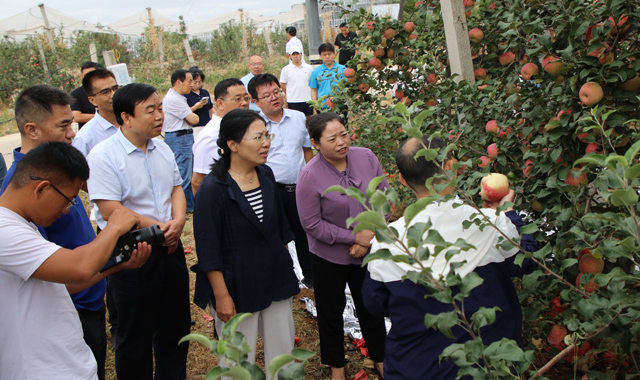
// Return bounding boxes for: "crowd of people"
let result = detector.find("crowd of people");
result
[0,24,536,380]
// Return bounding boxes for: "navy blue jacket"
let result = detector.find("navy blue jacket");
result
[192,164,299,313]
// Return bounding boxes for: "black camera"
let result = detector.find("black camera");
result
[101,225,165,272]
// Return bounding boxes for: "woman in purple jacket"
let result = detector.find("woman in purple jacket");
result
[296,112,387,380]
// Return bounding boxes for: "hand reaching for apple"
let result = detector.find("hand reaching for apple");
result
[483,188,515,211]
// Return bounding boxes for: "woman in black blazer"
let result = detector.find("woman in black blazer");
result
[192,109,299,371]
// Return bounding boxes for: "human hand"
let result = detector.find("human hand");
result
[119,242,152,270]
[108,208,140,236]
[483,189,515,211]
[215,295,236,323]
[160,219,185,247]
[355,230,375,248]
[349,243,369,258]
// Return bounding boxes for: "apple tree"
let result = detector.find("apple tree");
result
[328,0,640,378]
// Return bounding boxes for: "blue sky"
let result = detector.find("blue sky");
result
[1,0,306,25]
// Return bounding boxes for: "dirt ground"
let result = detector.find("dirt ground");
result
[102,214,383,380]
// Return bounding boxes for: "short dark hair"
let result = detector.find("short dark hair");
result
[189,66,205,82]
[396,135,446,190]
[247,73,280,100]
[10,141,89,188]
[112,83,158,125]
[214,78,244,100]
[318,43,335,54]
[15,85,74,135]
[286,26,297,36]
[212,109,266,180]
[82,69,116,95]
[339,22,348,28]
[171,69,189,86]
[80,61,103,71]
[306,112,343,141]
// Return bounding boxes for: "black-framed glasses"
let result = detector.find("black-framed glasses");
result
[256,90,284,101]
[221,96,252,103]
[30,175,77,211]
[90,85,120,97]
[243,133,275,144]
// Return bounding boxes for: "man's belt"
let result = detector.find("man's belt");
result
[167,129,193,136]
[277,183,297,192]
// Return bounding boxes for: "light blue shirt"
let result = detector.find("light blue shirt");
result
[72,111,118,157]
[259,108,311,184]
[241,73,260,112]
[87,129,182,230]
[309,62,346,108]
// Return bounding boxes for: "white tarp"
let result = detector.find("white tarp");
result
[107,8,180,36]
[0,4,107,40]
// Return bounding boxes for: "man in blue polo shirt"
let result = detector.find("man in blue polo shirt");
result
[309,43,346,109]
[1,84,109,380]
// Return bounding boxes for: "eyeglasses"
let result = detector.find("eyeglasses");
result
[249,62,264,67]
[243,133,275,144]
[29,175,77,211]
[90,85,119,97]
[221,96,252,103]
[256,90,285,101]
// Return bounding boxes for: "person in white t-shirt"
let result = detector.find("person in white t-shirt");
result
[285,26,305,63]
[191,78,251,195]
[0,141,150,380]
[280,45,313,117]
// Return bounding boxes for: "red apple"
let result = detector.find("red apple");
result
[383,28,397,40]
[358,83,370,92]
[404,22,415,34]
[401,97,412,106]
[565,168,588,187]
[387,77,397,85]
[463,0,475,7]
[367,21,374,30]
[346,76,356,83]
[326,97,335,108]
[579,82,604,106]
[621,73,640,92]
[374,48,386,58]
[486,120,499,134]
[387,48,395,58]
[474,68,487,80]
[523,160,533,177]
[344,68,356,78]
[487,143,498,158]
[579,253,604,274]
[542,55,564,75]
[395,89,405,99]
[369,57,383,70]
[499,52,515,66]
[585,142,598,154]
[415,1,424,8]
[408,33,418,40]
[480,173,510,202]
[468,28,484,43]
[521,63,539,80]
[478,156,491,169]
[425,97,438,107]
[497,127,512,139]
[427,73,437,84]
[548,325,568,346]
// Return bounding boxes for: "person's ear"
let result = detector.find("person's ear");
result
[311,138,320,151]
[88,95,98,107]
[23,122,39,141]
[33,180,49,199]
[216,99,224,113]
[120,112,131,128]
[399,173,409,188]
[227,140,239,153]
[443,157,457,172]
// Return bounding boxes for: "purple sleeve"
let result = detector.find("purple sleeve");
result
[505,210,538,276]
[296,168,357,245]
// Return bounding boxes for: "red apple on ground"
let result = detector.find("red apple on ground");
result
[579,82,604,106]
[487,143,498,158]
[480,173,510,202]
[542,55,564,75]
[474,68,487,80]
[565,168,588,187]
[579,253,604,274]
[499,52,515,66]
[548,325,568,346]
[521,63,539,80]
[344,68,356,78]
[469,28,484,43]
[404,22,415,34]
[486,120,499,133]
[358,83,370,92]
[383,28,397,40]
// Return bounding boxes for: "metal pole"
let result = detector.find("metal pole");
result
[38,3,56,51]
[305,0,322,64]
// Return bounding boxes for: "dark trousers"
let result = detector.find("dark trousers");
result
[277,184,313,282]
[287,102,312,117]
[78,305,107,380]
[105,277,117,343]
[310,253,386,367]
[111,242,191,380]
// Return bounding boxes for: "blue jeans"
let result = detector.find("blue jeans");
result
[164,132,195,211]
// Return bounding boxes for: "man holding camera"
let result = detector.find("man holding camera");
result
[0,141,150,380]
[0,84,115,380]
[87,83,191,380]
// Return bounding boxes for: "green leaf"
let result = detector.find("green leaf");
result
[394,101,408,115]
[459,271,484,297]
[520,222,538,234]
[347,211,387,230]
[605,155,629,169]
[205,367,229,380]
[406,126,423,139]
[561,258,578,271]
[424,310,458,339]
[625,164,640,181]
[322,185,347,196]
[215,366,251,380]
[276,362,307,380]
[363,248,393,266]
[179,333,212,348]
[610,188,639,207]
[221,313,254,340]
[623,140,640,164]
[574,154,607,167]
[366,176,385,198]
[471,307,500,330]
[344,187,366,205]
[239,362,266,380]
[403,195,440,225]
[267,350,314,378]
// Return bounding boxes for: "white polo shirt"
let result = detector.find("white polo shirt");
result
[280,62,313,103]
[72,111,118,157]
[192,114,222,175]
[161,88,192,133]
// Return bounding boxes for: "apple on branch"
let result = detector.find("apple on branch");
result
[480,173,510,202]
